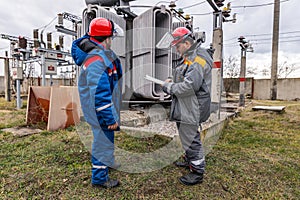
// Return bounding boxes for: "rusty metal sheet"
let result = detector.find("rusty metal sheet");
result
[26,86,51,125]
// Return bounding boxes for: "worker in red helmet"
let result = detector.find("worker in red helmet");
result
[71,17,124,189]
[160,26,214,186]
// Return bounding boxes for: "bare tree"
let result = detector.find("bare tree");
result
[246,66,257,77]
[259,60,297,78]
[223,56,239,78]
[224,56,257,78]
[277,61,297,78]
[260,67,270,77]
[223,56,240,97]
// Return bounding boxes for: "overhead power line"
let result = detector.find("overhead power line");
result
[37,16,58,30]
[224,30,300,42]
[189,12,212,16]
[232,0,290,9]
[277,30,300,35]
[250,35,300,41]
[245,31,300,38]
[181,0,206,10]
[225,39,300,47]
[254,39,300,44]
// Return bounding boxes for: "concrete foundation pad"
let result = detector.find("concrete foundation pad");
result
[252,106,286,112]
[2,127,42,137]
[121,111,236,139]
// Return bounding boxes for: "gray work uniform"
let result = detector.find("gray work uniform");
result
[163,43,213,173]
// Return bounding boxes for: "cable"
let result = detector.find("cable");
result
[224,36,300,46]
[225,37,300,46]
[250,35,300,41]
[189,12,212,16]
[224,30,300,42]
[37,16,58,31]
[157,0,180,5]
[245,31,300,38]
[181,0,206,10]
[155,1,170,6]
[278,31,300,35]
[232,0,290,9]
[253,39,300,44]
[244,33,273,37]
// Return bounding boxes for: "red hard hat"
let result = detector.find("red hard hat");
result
[88,17,113,37]
[171,27,192,46]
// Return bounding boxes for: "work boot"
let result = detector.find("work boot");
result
[174,156,189,168]
[92,179,120,189]
[174,160,189,168]
[178,172,203,186]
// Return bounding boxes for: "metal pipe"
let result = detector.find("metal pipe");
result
[16,80,21,109]
[4,51,11,102]
[41,53,46,86]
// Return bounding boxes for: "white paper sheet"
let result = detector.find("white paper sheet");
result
[144,75,165,85]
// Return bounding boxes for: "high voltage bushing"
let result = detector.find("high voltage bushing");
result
[18,36,27,49]
[169,1,176,8]
[238,36,249,49]
[47,33,52,49]
[214,0,225,7]
[222,3,231,18]
[33,29,40,48]
[58,13,63,26]
[59,35,64,50]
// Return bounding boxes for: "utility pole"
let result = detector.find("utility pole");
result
[270,0,280,100]
[238,36,253,106]
[206,0,223,119]
[239,45,246,107]
[207,0,236,118]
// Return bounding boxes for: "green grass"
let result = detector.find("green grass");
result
[1,98,300,199]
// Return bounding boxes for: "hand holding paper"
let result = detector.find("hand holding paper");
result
[144,75,165,85]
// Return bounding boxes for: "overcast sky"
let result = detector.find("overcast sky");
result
[0,0,300,77]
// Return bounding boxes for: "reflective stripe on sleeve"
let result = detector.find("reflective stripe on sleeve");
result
[92,165,107,169]
[96,103,113,112]
[191,158,205,166]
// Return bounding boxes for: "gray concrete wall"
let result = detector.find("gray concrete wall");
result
[253,78,300,100]
[225,78,300,100]
[0,76,4,94]
[224,78,253,97]
[276,78,300,100]
[253,79,270,100]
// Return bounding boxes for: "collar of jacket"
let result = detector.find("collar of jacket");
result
[183,58,193,66]
[89,37,105,50]
[89,48,119,70]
